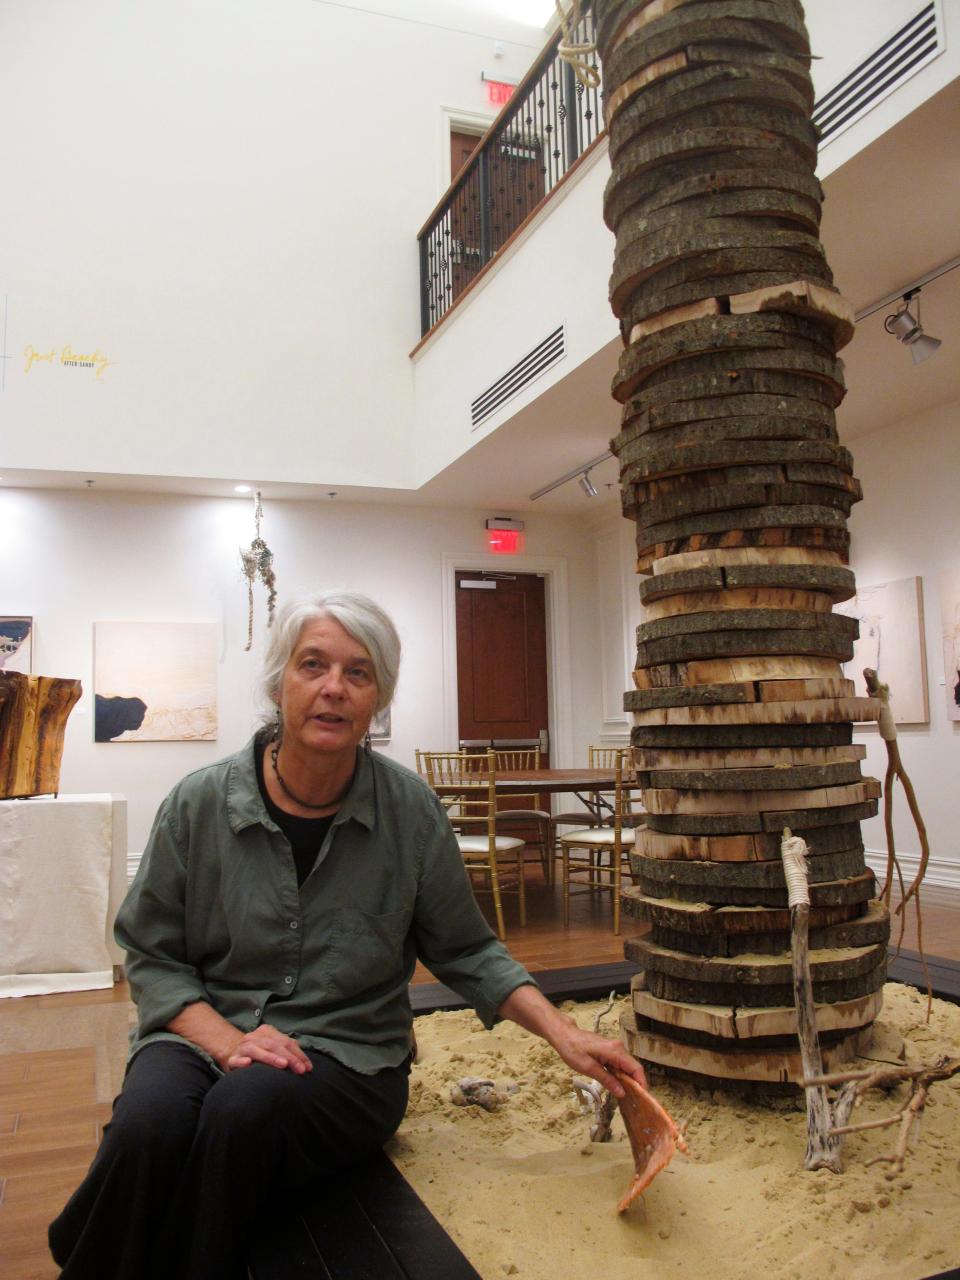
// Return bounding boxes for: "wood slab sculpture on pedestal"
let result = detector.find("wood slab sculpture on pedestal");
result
[593,0,890,1085]
[0,672,82,800]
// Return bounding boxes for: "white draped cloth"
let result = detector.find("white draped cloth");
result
[0,794,120,997]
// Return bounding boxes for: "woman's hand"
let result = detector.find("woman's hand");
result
[223,1024,314,1074]
[166,1003,313,1075]
[497,984,647,1099]
[544,1021,647,1098]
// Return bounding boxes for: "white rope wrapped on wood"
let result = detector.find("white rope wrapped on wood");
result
[555,0,600,88]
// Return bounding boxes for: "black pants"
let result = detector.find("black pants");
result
[48,1041,410,1280]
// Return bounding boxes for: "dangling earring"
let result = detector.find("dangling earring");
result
[274,706,283,745]
[364,730,372,754]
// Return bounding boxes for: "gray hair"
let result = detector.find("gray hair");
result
[258,590,401,721]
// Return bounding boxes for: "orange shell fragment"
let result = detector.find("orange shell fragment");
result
[614,1070,688,1213]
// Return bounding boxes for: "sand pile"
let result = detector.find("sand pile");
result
[389,983,960,1280]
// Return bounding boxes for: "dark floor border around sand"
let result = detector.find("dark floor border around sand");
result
[409,947,960,1017]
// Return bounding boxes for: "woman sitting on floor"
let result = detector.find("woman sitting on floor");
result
[49,589,646,1280]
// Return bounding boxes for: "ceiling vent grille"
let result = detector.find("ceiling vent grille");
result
[471,324,566,429]
[813,2,943,144]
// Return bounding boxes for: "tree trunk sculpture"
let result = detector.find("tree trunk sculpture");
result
[594,0,890,1084]
[0,672,82,800]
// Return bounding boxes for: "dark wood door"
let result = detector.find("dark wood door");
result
[455,571,549,764]
[450,129,481,181]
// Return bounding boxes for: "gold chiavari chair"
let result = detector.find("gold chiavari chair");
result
[558,754,643,936]
[419,750,526,941]
[491,747,553,883]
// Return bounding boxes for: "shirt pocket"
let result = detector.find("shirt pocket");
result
[327,907,410,997]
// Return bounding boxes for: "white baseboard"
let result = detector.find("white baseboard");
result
[863,847,960,892]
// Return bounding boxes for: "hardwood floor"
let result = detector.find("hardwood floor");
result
[1,875,957,1279]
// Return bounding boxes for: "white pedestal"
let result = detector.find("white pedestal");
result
[0,793,128,997]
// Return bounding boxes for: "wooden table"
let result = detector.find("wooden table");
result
[474,767,642,823]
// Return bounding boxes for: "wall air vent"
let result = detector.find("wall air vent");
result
[813,2,943,145]
[471,324,566,430]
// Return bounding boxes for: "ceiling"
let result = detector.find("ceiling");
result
[5,80,957,517]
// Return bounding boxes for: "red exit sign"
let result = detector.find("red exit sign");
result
[486,79,516,106]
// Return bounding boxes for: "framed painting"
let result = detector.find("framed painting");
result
[835,577,928,724]
[939,568,960,722]
[0,617,33,673]
[94,621,218,742]
[369,707,392,742]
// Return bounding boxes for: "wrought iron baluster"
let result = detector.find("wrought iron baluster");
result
[416,6,601,334]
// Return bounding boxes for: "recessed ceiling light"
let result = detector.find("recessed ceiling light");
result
[234,484,252,494]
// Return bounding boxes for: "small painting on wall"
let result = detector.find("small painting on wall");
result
[835,576,928,724]
[939,568,960,722]
[369,707,391,742]
[94,621,218,742]
[0,617,33,673]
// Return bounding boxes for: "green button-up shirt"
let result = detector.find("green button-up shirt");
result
[115,736,534,1074]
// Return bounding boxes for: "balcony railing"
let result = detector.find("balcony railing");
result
[417,10,602,337]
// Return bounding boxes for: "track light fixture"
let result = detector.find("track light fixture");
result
[883,288,942,365]
[529,450,611,501]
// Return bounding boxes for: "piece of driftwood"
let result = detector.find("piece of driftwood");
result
[780,829,843,1171]
[0,672,82,800]
[801,1057,960,1174]
[863,668,933,1017]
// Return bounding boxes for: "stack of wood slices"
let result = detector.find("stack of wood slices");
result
[595,0,890,1084]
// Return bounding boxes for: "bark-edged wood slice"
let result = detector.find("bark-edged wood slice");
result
[620,388,838,434]
[621,439,853,484]
[613,312,840,401]
[728,278,854,349]
[604,6,812,97]
[647,905,890,958]
[621,1012,869,1083]
[633,932,886,986]
[608,67,815,164]
[622,370,841,423]
[635,868,876,908]
[638,563,856,604]
[637,606,857,643]
[632,654,843,688]
[642,797,878,835]
[650,546,845,573]
[632,846,866,888]
[624,890,885,942]
[634,626,855,666]
[611,227,829,318]
[634,816,866,861]
[629,985,882,1041]
[638,761,863,791]
[639,581,845,618]
[642,779,879,816]
[632,743,865,771]
[631,720,853,747]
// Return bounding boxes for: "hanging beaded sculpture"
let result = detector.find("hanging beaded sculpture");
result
[240,490,277,651]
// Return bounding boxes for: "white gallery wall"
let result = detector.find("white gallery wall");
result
[2,486,609,849]
[845,398,960,888]
[0,0,545,488]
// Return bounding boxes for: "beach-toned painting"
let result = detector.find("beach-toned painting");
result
[0,617,33,673]
[369,707,391,742]
[94,622,218,742]
[939,568,960,722]
[835,576,928,724]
